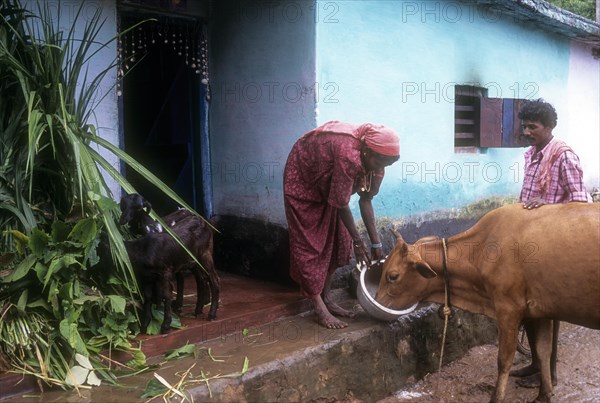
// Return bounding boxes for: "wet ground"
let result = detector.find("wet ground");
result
[382,322,600,403]
[2,269,597,402]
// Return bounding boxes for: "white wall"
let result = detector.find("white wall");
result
[24,0,121,199]
[566,41,600,191]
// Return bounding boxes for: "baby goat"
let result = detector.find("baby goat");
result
[118,194,220,333]
[119,193,162,234]
[125,214,219,334]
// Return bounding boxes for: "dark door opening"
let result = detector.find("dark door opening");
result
[119,15,206,216]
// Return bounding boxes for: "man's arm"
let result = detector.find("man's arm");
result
[559,151,590,202]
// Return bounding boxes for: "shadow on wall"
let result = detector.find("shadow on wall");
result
[215,197,517,288]
[214,213,482,290]
[213,215,293,285]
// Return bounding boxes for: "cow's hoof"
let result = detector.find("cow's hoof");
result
[160,326,171,334]
[207,314,217,321]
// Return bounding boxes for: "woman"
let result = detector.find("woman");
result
[283,121,400,329]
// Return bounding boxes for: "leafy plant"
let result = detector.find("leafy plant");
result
[0,214,144,385]
[547,0,596,20]
[0,0,200,390]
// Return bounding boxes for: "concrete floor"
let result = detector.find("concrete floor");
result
[0,271,498,402]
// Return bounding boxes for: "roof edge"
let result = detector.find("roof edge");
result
[475,0,600,46]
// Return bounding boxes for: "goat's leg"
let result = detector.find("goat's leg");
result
[201,254,220,320]
[160,269,175,334]
[172,271,185,312]
[140,284,153,334]
[189,265,206,317]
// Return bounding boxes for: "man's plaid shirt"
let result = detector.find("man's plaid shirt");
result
[519,138,591,204]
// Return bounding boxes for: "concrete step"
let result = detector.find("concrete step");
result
[1,290,497,402]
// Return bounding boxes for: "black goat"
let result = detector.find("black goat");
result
[118,193,162,234]
[118,194,220,334]
[124,213,219,334]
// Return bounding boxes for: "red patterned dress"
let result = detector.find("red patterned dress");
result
[283,131,383,297]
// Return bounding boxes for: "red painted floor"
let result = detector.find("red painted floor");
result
[135,271,312,357]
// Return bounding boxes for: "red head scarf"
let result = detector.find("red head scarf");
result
[302,121,400,157]
[354,123,400,156]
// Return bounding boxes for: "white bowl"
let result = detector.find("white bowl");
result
[357,261,418,321]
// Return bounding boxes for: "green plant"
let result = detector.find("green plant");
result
[547,0,596,20]
[0,0,200,390]
[0,215,144,386]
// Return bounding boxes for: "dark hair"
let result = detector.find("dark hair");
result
[518,99,558,128]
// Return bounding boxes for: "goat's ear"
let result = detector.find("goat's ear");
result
[415,261,437,279]
[143,199,152,213]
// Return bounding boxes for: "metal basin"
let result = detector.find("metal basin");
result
[357,261,418,321]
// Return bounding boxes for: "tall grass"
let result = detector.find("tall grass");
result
[0,0,197,389]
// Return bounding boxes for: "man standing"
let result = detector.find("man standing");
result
[511,99,592,386]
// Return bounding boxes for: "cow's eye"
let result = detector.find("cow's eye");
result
[386,272,399,283]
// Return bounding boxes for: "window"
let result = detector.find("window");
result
[454,85,486,149]
[454,85,529,151]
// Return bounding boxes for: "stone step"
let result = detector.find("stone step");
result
[0,281,497,402]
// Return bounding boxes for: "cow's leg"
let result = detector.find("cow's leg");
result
[510,319,540,377]
[512,320,559,388]
[532,319,554,402]
[491,315,520,402]
[550,321,559,386]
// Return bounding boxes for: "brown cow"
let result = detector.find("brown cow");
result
[375,202,599,402]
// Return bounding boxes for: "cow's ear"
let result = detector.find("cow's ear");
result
[415,261,437,279]
[399,241,408,256]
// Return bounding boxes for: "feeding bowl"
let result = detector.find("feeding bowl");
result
[357,260,418,321]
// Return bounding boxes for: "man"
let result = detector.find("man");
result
[512,99,591,386]
[283,121,400,329]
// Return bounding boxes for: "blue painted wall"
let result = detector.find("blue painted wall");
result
[209,0,317,223]
[315,0,575,217]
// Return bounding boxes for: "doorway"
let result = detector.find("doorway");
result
[118,14,208,216]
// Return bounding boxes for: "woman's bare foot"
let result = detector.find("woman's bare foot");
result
[324,300,356,318]
[312,295,348,329]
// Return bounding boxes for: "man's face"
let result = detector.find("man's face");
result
[522,120,552,148]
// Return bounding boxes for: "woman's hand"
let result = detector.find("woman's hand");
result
[371,246,384,262]
[353,240,370,268]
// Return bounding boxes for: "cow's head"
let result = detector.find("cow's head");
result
[375,230,439,310]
